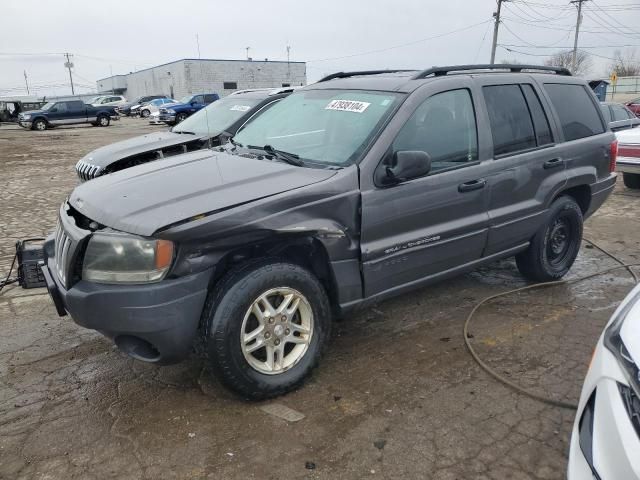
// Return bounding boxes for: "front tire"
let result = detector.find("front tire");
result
[141,109,150,118]
[516,196,583,282]
[623,172,640,189]
[32,119,47,131]
[97,115,110,127]
[175,112,188,124]
[203,261,331,400]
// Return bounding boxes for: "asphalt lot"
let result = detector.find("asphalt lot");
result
[1,118,639,480]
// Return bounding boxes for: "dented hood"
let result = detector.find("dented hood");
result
[68,150,337,236]
[78,130,207,170]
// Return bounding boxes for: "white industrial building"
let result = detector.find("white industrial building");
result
[97,58,307,100]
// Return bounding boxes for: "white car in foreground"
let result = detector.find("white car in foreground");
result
[568,284,640,479]
[615,128,640,189]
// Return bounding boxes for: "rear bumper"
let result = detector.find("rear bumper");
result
[42,251,211,364]
[617,156,640,175]
[585,173,616,219]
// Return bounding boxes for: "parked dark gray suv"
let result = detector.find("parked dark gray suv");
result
[42,65,617,399]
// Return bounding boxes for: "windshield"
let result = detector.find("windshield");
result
[172,95,264,136]
[232,89,402,166]
[41,102,56,110]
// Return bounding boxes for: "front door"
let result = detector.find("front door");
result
[47,102,68,126]
[360,85,491,298]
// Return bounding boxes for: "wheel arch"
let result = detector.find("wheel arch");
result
[205,234,342,316]
[553,184,591,215]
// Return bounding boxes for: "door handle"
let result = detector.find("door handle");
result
[543,158,564,169]
[458,179,487,193]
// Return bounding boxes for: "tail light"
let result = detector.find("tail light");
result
[610,140,618,173]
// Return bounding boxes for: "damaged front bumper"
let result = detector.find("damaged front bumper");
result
[41,206,211,364]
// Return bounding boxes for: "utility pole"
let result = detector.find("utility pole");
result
[286,45,291,80]
[196,33,201,59]
[64,53,75,95]
[490,0,507,64]
[23,70,30,95]
[570,0,589,75]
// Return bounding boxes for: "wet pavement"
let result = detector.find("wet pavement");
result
[1,119,639,479]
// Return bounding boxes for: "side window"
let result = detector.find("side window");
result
[600,105,612,123]
[611,104,630,121]
[392,89,478,173]
[521,84,553,146]
[204,94,218,103]
[483,85,536,156]
[68,101,84,111]
[543,84,605,141]
[192,95,204,104]
[55,102,68,113]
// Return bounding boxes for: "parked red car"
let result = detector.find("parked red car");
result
[626,97,640,117]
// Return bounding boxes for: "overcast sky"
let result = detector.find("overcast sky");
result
[1,0,639,98]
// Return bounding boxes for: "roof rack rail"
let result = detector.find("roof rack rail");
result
[318,69,416,83]
[412,64,571,79]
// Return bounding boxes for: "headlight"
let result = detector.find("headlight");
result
[22,114,31,120]
[166,109,176,114]
[82,232,174,284]
[604,288,640,397]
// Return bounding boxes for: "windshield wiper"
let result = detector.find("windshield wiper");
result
[251,144,304,166]
[174,130,196,135]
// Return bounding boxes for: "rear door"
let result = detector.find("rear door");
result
[67,101,88,124]
[542,82,611,183]
[360,80,491,298]
[477,79,567,256]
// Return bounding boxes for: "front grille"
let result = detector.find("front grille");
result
[75,160,102,181]
[159,108,168,114]
[54,220,72,286]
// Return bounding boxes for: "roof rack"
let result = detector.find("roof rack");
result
[318,70,416,83]
[412,64,571,79]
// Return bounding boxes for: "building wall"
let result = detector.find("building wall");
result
[184,60,306,97]
[97,59,307,101]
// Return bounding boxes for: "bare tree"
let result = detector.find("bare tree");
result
[609,49,640,77]
[545,50,592,76]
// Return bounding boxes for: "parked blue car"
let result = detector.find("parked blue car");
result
[158,93,219,125]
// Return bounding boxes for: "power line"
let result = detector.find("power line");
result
[308,19,492,63]
[590,0,640,35]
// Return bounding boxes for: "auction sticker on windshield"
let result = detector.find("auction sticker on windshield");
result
[230,105,252,112]
[325,100,371,113]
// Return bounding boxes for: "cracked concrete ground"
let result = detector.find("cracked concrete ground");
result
[1,119,639,479]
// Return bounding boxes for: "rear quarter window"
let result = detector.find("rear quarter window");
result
[543,84,605,141]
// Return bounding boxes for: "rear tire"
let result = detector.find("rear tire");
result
[203,260,331,400]
[623,172,640,189]
[141,109,151,118]
[516,196,583,282]
[32,118,47,131]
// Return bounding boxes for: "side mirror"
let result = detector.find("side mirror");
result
[190,101,197,106]
[50,108,58,113]
[384,151,431,184]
